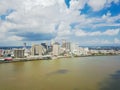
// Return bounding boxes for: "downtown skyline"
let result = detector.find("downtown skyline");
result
[0,0,120,46]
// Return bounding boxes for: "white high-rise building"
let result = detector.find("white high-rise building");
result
[52,42,60,56]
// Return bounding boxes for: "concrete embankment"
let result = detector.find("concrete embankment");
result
[1,54,119,63]
[0,56,53,63]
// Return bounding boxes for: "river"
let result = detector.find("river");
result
[0,56,120,90]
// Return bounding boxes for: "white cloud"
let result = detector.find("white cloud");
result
[103,29,120,36]
[75,29,120,36]
[84,39,112,45]
[87,0,119,11]
[88,0,107,11]
[73,14,120,29]
[1,0,74,44]
[89,31,102,36]
[114,38,120,44]
[107,0,119,4]
[0,21,23,42]
[80,38,120,45]
[54,22,72,41]
[102,14,120,23]
[0,0,120,45]
[7,36,23,41]
[57,22,72,36]
[75,29,87,36]
[102,11,111,19]
[0,0,66,39]
[70,0,87,10]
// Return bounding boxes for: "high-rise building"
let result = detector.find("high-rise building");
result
[41,43,48,50]
[62,39,71,51]
[52,42,60,56]
[14,49,25,58]
[31,44,46,56]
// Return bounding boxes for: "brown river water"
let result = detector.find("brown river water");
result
[0,56,120,90]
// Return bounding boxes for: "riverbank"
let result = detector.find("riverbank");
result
[0,54,120,64]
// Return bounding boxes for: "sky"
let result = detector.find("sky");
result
[0,0,120,46]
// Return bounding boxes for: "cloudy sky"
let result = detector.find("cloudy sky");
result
[0,0,120,46]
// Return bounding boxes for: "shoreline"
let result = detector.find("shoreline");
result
[0,54,120,64]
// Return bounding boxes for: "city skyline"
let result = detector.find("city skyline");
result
[0,0,120,46]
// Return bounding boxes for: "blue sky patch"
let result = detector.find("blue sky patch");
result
[80,1,120,17]
[64,0,71,8]
[0,9,15,20]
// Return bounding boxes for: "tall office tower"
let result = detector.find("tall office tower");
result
[52,42,60,56]
[14,49,25,58]
[31,44,46,56]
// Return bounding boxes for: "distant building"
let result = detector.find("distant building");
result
[24,49,30,57]
[14,49,25,58]
[23,42,27,49]
[41,43,48,50]
[50,39,55,46]
[0,49,2,57]
[79,47,89,55]
[70,43,80,55]
[62,39,71,51]
[52,42,60,56]
[31,44,46,56]
[2,49,12,57]
[66,42,71,51]
[62,39,66,48]
[22,43,30,57]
